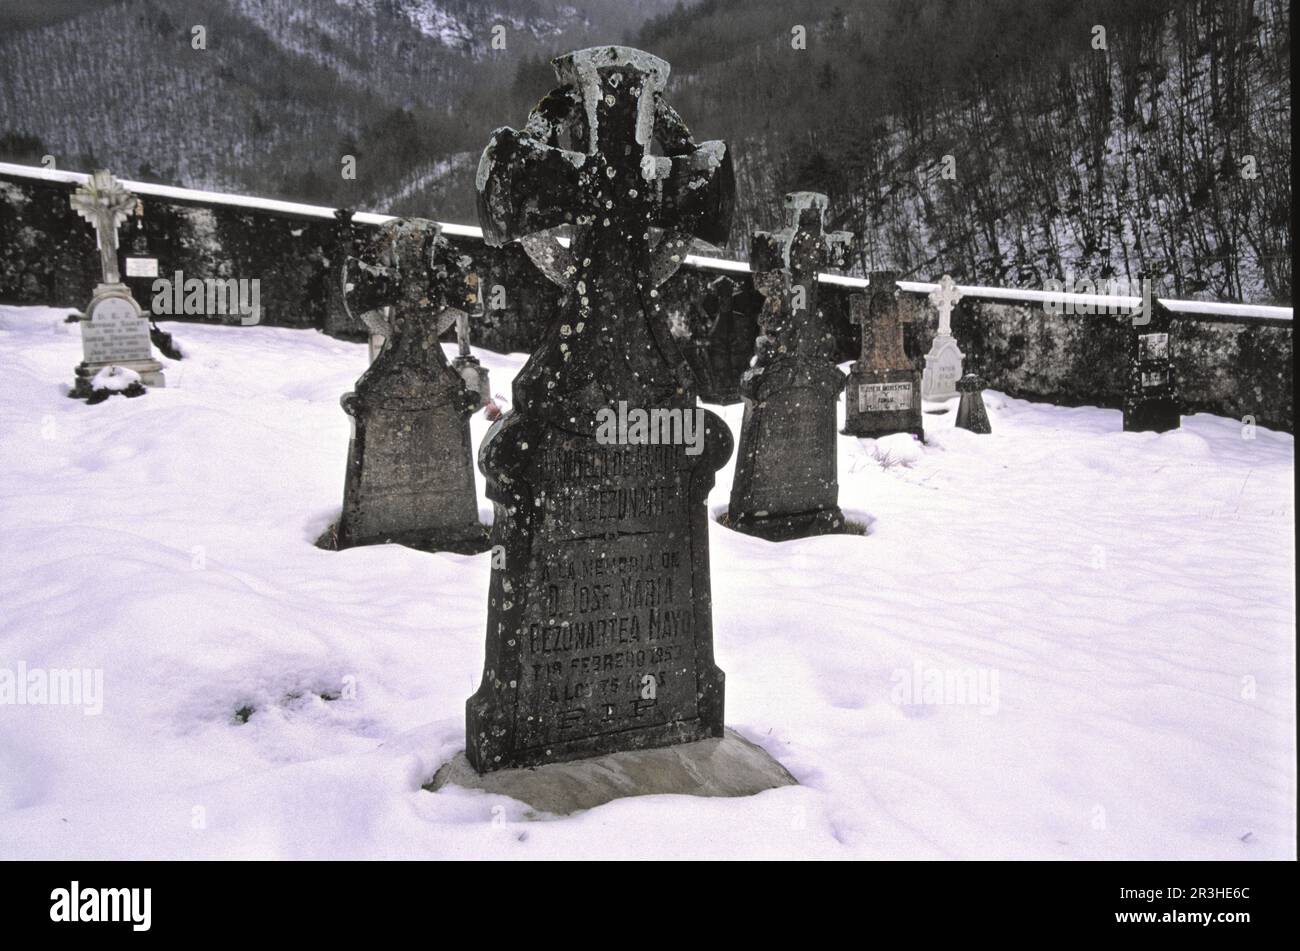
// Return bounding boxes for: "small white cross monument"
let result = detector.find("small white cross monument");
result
[922,273,964,400]
[69,169,166,397]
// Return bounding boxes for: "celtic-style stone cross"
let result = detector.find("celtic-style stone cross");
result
[477,45,733,415]
[757,192,852,362]
[467,47,735,772]
[728,191,850,540]
[333,218,487,553]
[70,170,135,285]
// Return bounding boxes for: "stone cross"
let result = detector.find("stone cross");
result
[70,170,135,285]
[332,218,487,553]
[852,276,912,369]
[467,46,735,773]
[700,274,754,404]
[727,191,850,540]
[929,274,962,337]
[922,273,966,400]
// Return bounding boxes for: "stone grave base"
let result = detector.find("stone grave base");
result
[1123,398,1181,433]
[71,359,166,398]
[842,368,923,439]
[427,728,797,816]
[316,521,491,555]
[725,505,847,542]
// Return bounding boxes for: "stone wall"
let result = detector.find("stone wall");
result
[1,168,1292,431]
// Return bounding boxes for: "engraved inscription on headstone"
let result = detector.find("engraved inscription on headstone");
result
[467,46,734,771]
[124,257,159,278]
[81,296,154,365]
[728,191,850,540]
[859,380,914,412]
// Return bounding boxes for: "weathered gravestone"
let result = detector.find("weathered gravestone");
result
[467,46,735,772]
[68,170,166,398]
[954,371,992,433]
[1123,305,1181,432]
[699,275,757,404]
[324,208,365,339]
[727,192,851,541]
[331,218,489,554]
[921,274,964,401]
[842,271,923,439]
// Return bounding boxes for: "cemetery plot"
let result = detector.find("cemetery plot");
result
[0,304,1292,858]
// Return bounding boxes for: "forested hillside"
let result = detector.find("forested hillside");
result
[0,0,1290,302]
[637,0,1291,302]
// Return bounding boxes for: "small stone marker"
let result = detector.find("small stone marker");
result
[842,270,923,439]
[1123,304,1180,432]
[68,170,165,397]
[452,279,491,406]
[727,191,850,540]
[922,274,964,401]
[954,371,992,433]
[469,46,734,772]
[332,218,488,554]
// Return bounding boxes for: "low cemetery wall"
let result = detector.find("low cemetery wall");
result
[1,164,1292,432]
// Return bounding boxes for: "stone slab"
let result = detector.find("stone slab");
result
[427,727,797,815]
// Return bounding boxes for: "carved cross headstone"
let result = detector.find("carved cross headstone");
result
[727,192,850,540]
[71,169,134,285]
[325,208,365,339]
[699,274,756,404]
[922,274,964,400]
[467,46,735,772]
[330,218,488,553]
[1123,300,1180,432]
[843,270,924,439]
[68,170,166,398]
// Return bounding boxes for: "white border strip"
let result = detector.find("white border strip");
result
[2,162,1290,320]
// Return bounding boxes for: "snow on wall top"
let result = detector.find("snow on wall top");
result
[1,162,1290,323]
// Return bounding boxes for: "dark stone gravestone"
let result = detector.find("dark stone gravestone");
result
[727,192,851,541]
[324,208,366,340]
[1123,303,1181,432]
[699,275,756,404]
[331,217,489,554]
[467,46,735,772]
[119,199,158,311]
[118,199,184,361]
[67,170,166,399]
[842,271,923,439]
[954,371,992,433]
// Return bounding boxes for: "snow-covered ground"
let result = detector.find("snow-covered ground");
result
[0,305,1293,859]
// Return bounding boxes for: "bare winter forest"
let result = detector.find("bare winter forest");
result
[0,0,1291,302]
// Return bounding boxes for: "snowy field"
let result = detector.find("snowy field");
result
[0,305,1293,860]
